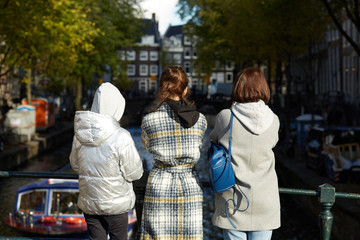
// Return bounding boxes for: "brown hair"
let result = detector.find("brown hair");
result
[153,66,193,110]
[232,68,270,103]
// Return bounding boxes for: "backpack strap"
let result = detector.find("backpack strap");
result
[228,112,233,161]
[225,111,250,229]
[225,185,250,229]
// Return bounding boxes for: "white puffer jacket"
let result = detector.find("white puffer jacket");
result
[69,83,143,215]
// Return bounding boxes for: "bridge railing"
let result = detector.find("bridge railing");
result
[1,170,360,240]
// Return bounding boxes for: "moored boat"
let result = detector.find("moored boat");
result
[5,178,137,238]
[4,178,87,237]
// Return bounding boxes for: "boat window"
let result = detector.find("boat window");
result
[18,190,46,215]
[50,191,82,215]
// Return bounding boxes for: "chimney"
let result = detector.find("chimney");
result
[152,13,156,22]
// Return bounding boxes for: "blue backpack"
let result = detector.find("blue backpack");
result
[208,112,249,229]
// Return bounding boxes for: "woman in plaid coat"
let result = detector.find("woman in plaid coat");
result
[139,66,207,240]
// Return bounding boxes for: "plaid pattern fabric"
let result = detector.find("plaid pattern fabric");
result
[139,103,207,240]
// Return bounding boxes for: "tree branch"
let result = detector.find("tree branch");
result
[342,0,356,24]
[0,46,11,66]
[321,0,360,55]
[353,0,360,31]
[3,0,10,9]
[341,0,360,33]
[0,67,12,77]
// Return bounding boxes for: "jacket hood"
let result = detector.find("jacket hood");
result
[91,82,125,121]
[74,111,120,146]
[231,100,274,135]
[165,99,199,128]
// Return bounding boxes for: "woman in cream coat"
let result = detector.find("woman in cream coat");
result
[210,68,280,240]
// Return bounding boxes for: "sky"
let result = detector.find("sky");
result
[139,0,188,36]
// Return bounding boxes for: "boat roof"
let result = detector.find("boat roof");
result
[17,179,79,193]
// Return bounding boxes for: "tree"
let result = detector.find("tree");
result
[0,0,101,104]
[0,0,141,110]
[178,0,329,91]
[57,0,142,109]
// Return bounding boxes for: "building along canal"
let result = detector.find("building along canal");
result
[0,126,325,239]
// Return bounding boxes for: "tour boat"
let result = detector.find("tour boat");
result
[5,178,137,238]
[306,126,360,182]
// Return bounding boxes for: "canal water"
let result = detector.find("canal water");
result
[0,127,320,239]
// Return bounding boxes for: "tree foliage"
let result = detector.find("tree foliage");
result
[0,1,99,78]
[0,0,141,109]
[178,0,329,75]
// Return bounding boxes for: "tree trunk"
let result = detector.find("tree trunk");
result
[26,58,37,105]
[75,80,82,110]
[267,58,272,96]
[285,57,292,133]
[275,61,282,108]
[26,68,32,104]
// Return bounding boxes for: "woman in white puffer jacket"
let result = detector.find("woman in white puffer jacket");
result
[70,82,143,240]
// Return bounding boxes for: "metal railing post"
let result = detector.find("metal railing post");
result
[318,183,335,240]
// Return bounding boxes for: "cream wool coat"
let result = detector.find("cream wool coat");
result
[210,100,281,231]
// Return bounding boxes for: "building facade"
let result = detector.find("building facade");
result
[121,17,236,97]
[291,16,360,125]
[120,14,161,96]
[162,24,235,96]
[163,25,207,94]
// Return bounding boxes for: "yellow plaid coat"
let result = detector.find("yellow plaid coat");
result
[139,103,207,240]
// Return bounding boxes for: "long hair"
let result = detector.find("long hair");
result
[152,66,193,110]
[232,68,270,103]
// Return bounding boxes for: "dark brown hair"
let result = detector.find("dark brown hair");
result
[232,68,270,103]
[153,66,193,110]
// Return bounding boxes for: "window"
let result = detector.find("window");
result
[185,62,191,74]
[184,48,191,59]
[19,190,47,215]
[140,51,148,61]
[141,35,155,44]
[226,62,234,70]
[173,54,181,64]
[150,51,158,61]
[226,72,233,82]
[140,65,148,76]
[118,50,125,60]
[184,35,191,45]
[127,50,135,60]
[170,36,181,47]
[127,64,135,76]
[211,73,217,83]
[163,39,171,48]
[50,191,82,215]
[139,80,147,92]
[150,81,157,91]
[150,65,158,76]
[217,72,224,83]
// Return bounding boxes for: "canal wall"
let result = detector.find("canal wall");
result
[0,122,74,170]
[276,151,360,240]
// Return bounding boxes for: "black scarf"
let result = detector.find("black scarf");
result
[165,99,200,128]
